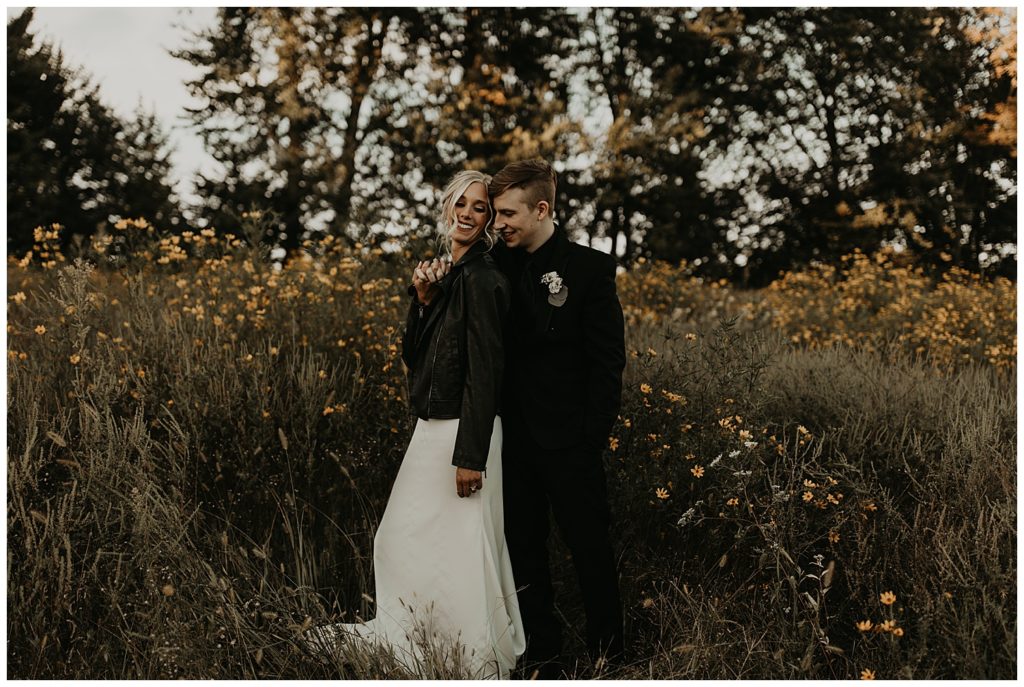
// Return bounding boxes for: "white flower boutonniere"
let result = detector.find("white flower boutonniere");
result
[540,271,568,307]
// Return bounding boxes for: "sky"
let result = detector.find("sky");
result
[6,6,221,203]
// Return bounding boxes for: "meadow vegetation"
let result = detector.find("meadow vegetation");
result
[7,218,1016,679]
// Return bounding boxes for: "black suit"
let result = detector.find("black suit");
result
[493,227,626,667]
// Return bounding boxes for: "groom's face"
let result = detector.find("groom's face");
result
[492,187,547,253]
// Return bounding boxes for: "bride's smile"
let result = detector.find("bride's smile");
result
[451,181,491,249]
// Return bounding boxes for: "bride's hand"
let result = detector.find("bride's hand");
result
[412,258,450,305]
[456,467,483,498]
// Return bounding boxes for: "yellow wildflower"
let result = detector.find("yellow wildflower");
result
[726,497,739,506]
[318,369,327,379]
[892,627,904,637]
[691,465,704,478]
[828,531,840,543]
[856,620,872,632]
[640,383,652,394]
[609,437,619,451]
[860,669,875,680]
[69,354,81,365]
[323,406,335,416]
[879,591,896,606]
[34,325,46,335]
[802,491,814,502]
[655,487,670,500]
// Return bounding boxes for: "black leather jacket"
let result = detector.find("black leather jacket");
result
[400,240,511,471]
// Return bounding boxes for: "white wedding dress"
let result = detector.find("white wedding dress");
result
[304,416,525,679]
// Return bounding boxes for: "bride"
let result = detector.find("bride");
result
[304,170,525,679]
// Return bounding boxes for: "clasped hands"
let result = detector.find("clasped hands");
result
[412,258,451,306]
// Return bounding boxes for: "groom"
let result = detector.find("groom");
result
[488,159,626,677]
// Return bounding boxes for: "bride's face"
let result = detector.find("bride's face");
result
[451,181,490,246]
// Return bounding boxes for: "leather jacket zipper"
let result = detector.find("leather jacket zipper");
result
[427,302,445,417]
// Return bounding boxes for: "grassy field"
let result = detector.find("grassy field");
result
[6,220,1017,679]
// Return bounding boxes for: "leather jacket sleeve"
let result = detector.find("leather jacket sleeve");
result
[581,253,626,454]
[451,266,510,471]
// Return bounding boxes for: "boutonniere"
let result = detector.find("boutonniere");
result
[540,271,568,307]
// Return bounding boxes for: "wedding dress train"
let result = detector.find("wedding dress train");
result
[304,416,525,679]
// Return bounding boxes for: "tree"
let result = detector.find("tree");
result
[708,8,1016,283]
[865,8,1017,277]
[568,8,748,270]
[175,8,426,254]
[7,8,179,255]
[114,104,182,231]
[966,7,1016,156]
[360,8,587,248]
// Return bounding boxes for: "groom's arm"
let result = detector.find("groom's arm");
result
[581,252,626,454]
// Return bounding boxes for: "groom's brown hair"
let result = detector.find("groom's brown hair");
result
[488,159,557,211]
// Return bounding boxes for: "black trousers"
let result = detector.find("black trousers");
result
[501,411,624,664]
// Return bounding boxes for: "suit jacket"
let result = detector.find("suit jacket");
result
[494,228,626,452]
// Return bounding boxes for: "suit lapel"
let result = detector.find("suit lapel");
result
[534,230,573,337]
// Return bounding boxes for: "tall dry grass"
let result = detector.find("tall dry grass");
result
[6,220,1016,679]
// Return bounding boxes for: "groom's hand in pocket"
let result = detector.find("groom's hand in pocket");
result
[456,467,483,498]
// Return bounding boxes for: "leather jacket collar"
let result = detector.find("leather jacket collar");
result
[436,239,492,296]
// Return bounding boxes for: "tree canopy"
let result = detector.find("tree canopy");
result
[7,8,180,256]
[7,7,1016,282]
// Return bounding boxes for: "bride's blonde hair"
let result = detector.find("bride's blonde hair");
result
[438,170,497,258]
